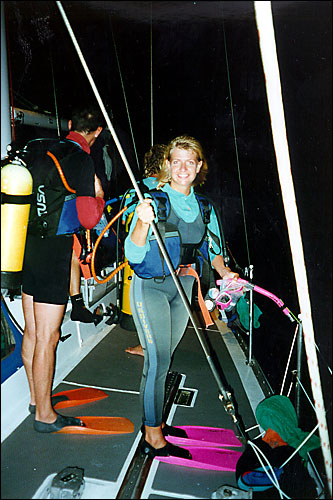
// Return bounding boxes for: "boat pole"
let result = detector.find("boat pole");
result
[55,1,246,441]
[254,2,332,494]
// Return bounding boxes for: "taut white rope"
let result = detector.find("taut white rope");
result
[254,2,331,495]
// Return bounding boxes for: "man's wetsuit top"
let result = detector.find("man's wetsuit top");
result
[65,131,105,229]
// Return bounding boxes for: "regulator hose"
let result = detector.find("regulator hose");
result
[47,148,128,284]
[90,205,129,284]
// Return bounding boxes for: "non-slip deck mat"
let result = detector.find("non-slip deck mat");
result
[1,326,142,499]
[64,323,144,391]
[1,392,139,499]
[2,321,258,499]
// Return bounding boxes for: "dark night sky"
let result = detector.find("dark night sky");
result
[4,1,332,429]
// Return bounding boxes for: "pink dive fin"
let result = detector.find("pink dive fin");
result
[155,446,242,471]
[166,426,242,448]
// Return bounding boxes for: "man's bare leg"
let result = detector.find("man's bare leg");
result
[21,292,37,406]
[32,302,65,423]
[69,249,81,296]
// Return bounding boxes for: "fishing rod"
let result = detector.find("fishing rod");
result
[56,0,246,442]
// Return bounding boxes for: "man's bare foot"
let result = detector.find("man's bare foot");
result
[125,344,144,356]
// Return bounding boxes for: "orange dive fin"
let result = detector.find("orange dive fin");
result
[51,387,108,410]
[55,416,134,435]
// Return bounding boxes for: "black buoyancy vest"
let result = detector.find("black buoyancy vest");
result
[129,190,221,280]
[22,138,84,238]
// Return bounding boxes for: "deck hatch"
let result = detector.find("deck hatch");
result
[174,388,197,407]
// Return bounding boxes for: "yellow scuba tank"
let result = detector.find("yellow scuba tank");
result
[120,210,136,330]
[121,210,134,317]
[1,159,33,290]
[121,258,133,316]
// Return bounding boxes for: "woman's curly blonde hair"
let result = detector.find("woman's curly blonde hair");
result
[156,135,208,189]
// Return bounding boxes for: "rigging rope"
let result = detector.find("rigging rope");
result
[4,4,16,142]
[150,1,153,147]
[280,323,331,398]
[296,376,316,412]
[221,12,251,268]
[280,423,320,470]
[248,440,290,499]
[49,47,61,138]
[254,2,332,494]
[280,323,299,396]
[109,18,140,173]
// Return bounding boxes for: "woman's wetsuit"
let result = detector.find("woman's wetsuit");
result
[125,184,222,427]
[130,272,194,426]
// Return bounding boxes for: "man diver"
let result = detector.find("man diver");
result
[21,106,106,432]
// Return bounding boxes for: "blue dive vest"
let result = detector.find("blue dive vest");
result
[128,190,221,280]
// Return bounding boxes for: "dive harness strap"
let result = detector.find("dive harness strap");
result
[147,190,220,281]
[1,193,33,205]
[73,233,92,280]
[177,265,214,328]
[47,150,93,279]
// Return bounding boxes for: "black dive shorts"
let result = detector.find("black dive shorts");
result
[22,234,74,305]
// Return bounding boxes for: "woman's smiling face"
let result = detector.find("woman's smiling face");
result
[167,147,202,195]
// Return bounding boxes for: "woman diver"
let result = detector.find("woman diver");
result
[124,135,238,458]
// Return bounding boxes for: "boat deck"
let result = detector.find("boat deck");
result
[1,311,265,499]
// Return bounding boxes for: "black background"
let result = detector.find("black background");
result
[4,1,332,442]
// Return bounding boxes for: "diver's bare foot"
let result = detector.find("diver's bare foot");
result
[125,344,144,356]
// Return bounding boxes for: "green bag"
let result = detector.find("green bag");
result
[256,395,321,462]
[236,294,262,330]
